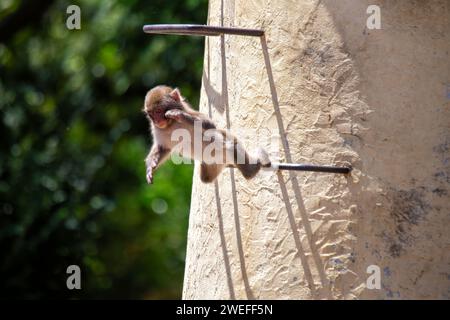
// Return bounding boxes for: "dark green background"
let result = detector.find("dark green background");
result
[0,0,207,299]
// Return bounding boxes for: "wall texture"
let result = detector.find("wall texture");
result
[183,0,450,299]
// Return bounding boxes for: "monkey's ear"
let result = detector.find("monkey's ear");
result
[170,88,182,102]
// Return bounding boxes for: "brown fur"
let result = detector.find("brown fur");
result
[143,85,270,184]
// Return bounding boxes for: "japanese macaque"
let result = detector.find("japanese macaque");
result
[143,85,271,184]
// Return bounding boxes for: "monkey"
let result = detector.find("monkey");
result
[143,85,271,184]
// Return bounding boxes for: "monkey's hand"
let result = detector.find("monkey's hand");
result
[165,109,185,122]
[145,158,158,184]
[146,167,153,184]
[145,146,170,185]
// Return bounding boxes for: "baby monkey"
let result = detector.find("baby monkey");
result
[143,85,270,184]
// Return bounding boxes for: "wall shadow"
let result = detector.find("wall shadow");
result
[214,0,254,299]
[276,171,317,295]
[204,34,236,299]
[260,35,332,298]
[221,37,255,301]
[202,0,334,299]
[203,69,225,114]
[214,181,236,299]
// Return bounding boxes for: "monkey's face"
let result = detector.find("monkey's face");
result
[144,86,183,129]
[146,106,172,129]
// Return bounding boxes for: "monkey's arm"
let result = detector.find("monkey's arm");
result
[145,144,170,184]
[165,109,216,130]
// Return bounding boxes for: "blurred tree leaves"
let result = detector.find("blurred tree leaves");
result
[0,0,207,299]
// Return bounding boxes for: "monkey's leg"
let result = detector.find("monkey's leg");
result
[200,162,224,183]
[236,162,261,180]
[145,145,170,184]
[237,147,272,179]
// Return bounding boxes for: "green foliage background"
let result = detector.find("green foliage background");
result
[0,0,207,299]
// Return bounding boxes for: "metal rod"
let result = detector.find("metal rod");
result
[143,24,264,37]
[265,163,352,174]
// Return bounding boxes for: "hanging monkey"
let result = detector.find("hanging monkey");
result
[143,85,270,184]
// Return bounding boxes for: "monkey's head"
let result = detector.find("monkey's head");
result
[143,85,183,129]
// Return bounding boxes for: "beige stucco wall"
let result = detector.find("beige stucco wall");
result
[183,0,450,299]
